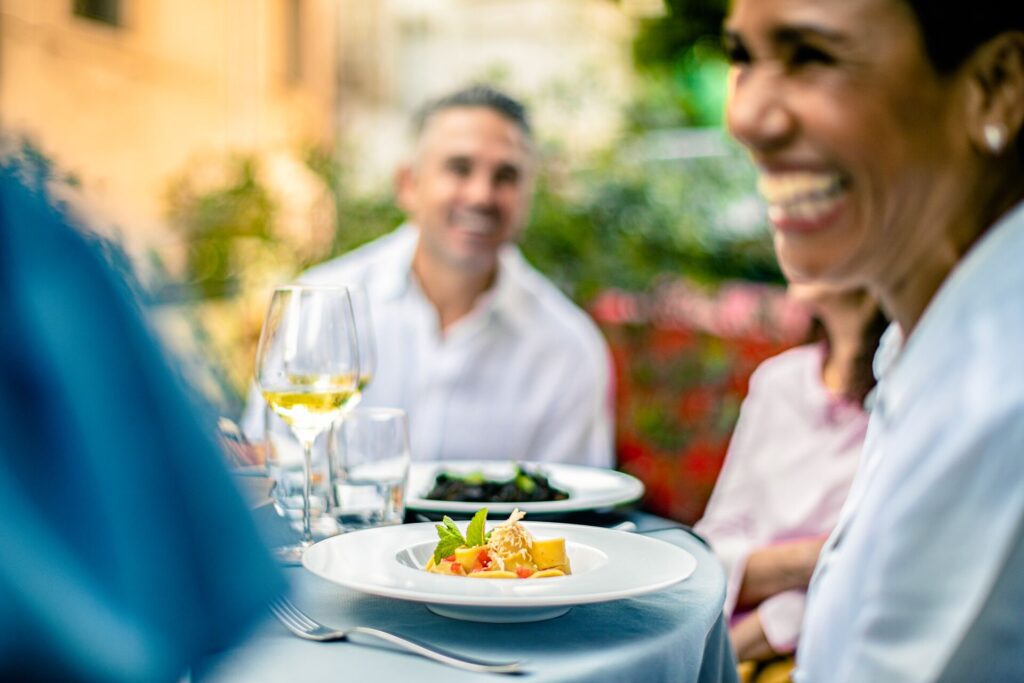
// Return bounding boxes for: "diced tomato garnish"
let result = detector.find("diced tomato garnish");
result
[450,562,463,574]
[477,549,491,569]
[516,566,534,578]
[444,554,456,562]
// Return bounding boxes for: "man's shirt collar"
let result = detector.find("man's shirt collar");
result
[370,223,536,334]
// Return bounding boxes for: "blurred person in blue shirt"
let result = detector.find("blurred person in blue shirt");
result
[0,162,283,681]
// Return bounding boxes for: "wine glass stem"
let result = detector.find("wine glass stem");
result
[300,439,314,546]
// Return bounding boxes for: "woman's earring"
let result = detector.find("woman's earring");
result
[983,123,1008,154]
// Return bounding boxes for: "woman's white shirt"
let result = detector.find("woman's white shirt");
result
[796,201,1024,682]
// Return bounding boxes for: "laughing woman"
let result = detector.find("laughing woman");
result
[723,0,1024,681]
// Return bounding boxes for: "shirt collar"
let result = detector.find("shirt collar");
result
[864,322,904,415]
[488,245,536,333]
[371,222,536,333]
[369,223,418,302]
[872,322,905,384]
[875,198,1024,420]
[902,198,1024,361]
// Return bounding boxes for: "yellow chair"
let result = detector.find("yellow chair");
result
[738,655,796,683]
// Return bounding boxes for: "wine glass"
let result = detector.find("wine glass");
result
[255,285,362,564]
[348,286,377,393]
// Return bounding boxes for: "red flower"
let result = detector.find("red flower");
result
[681,439,727,484]
[677,386,717,423]
[648,327,694,359]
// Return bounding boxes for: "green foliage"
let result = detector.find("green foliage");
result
[676,42,730,126]
[624,46,729,129]
[632,0,729,68]
[304,145,401,258]
[628,0,730,128]
[521,140,781,306]
[165,156,278,299]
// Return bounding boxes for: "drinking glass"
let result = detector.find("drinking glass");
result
[255,285,362,563]
[327,407,411,531]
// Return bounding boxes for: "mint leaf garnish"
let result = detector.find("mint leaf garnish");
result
[433,536,464,564]
[432,515,467,564]
[465,508,488,548]
[441,516,464,541]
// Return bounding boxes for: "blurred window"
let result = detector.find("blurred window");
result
[72,0,120,26]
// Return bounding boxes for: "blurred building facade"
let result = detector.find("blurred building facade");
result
[334,0,647,185]
[0,0,663,265]
[1,0,336,249]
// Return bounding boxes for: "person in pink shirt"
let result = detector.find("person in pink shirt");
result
[695,285,886,674]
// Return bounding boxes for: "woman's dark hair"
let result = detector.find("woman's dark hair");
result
[805,308,890,406]
[845,309,890,405]
[902,1,1024,73]
[902,2,1024,164]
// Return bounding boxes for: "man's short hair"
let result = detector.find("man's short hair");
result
[412,84,532,140]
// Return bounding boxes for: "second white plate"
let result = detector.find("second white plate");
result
[404,460,645,515]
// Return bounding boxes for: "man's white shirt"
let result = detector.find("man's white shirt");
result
[243,224,614,467]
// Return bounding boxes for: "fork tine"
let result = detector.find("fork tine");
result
[267,601,292,628]
[274,597,319,630]
[269,599,310,634]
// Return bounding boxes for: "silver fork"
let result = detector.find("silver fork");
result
[268,596,524,674]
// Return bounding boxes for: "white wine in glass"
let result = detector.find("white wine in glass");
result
[255,285,362,564]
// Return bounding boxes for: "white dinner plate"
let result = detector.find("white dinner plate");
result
[302,521,696,622]
[404,461,645,515]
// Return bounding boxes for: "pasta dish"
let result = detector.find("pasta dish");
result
[424,509,571,579]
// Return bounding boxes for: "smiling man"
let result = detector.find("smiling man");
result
[246,85,613,467]
[400,89,536,330]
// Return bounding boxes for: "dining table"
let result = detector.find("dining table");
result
[196,507,739,683]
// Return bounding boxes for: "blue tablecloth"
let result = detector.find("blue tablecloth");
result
[199,514,738,682]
